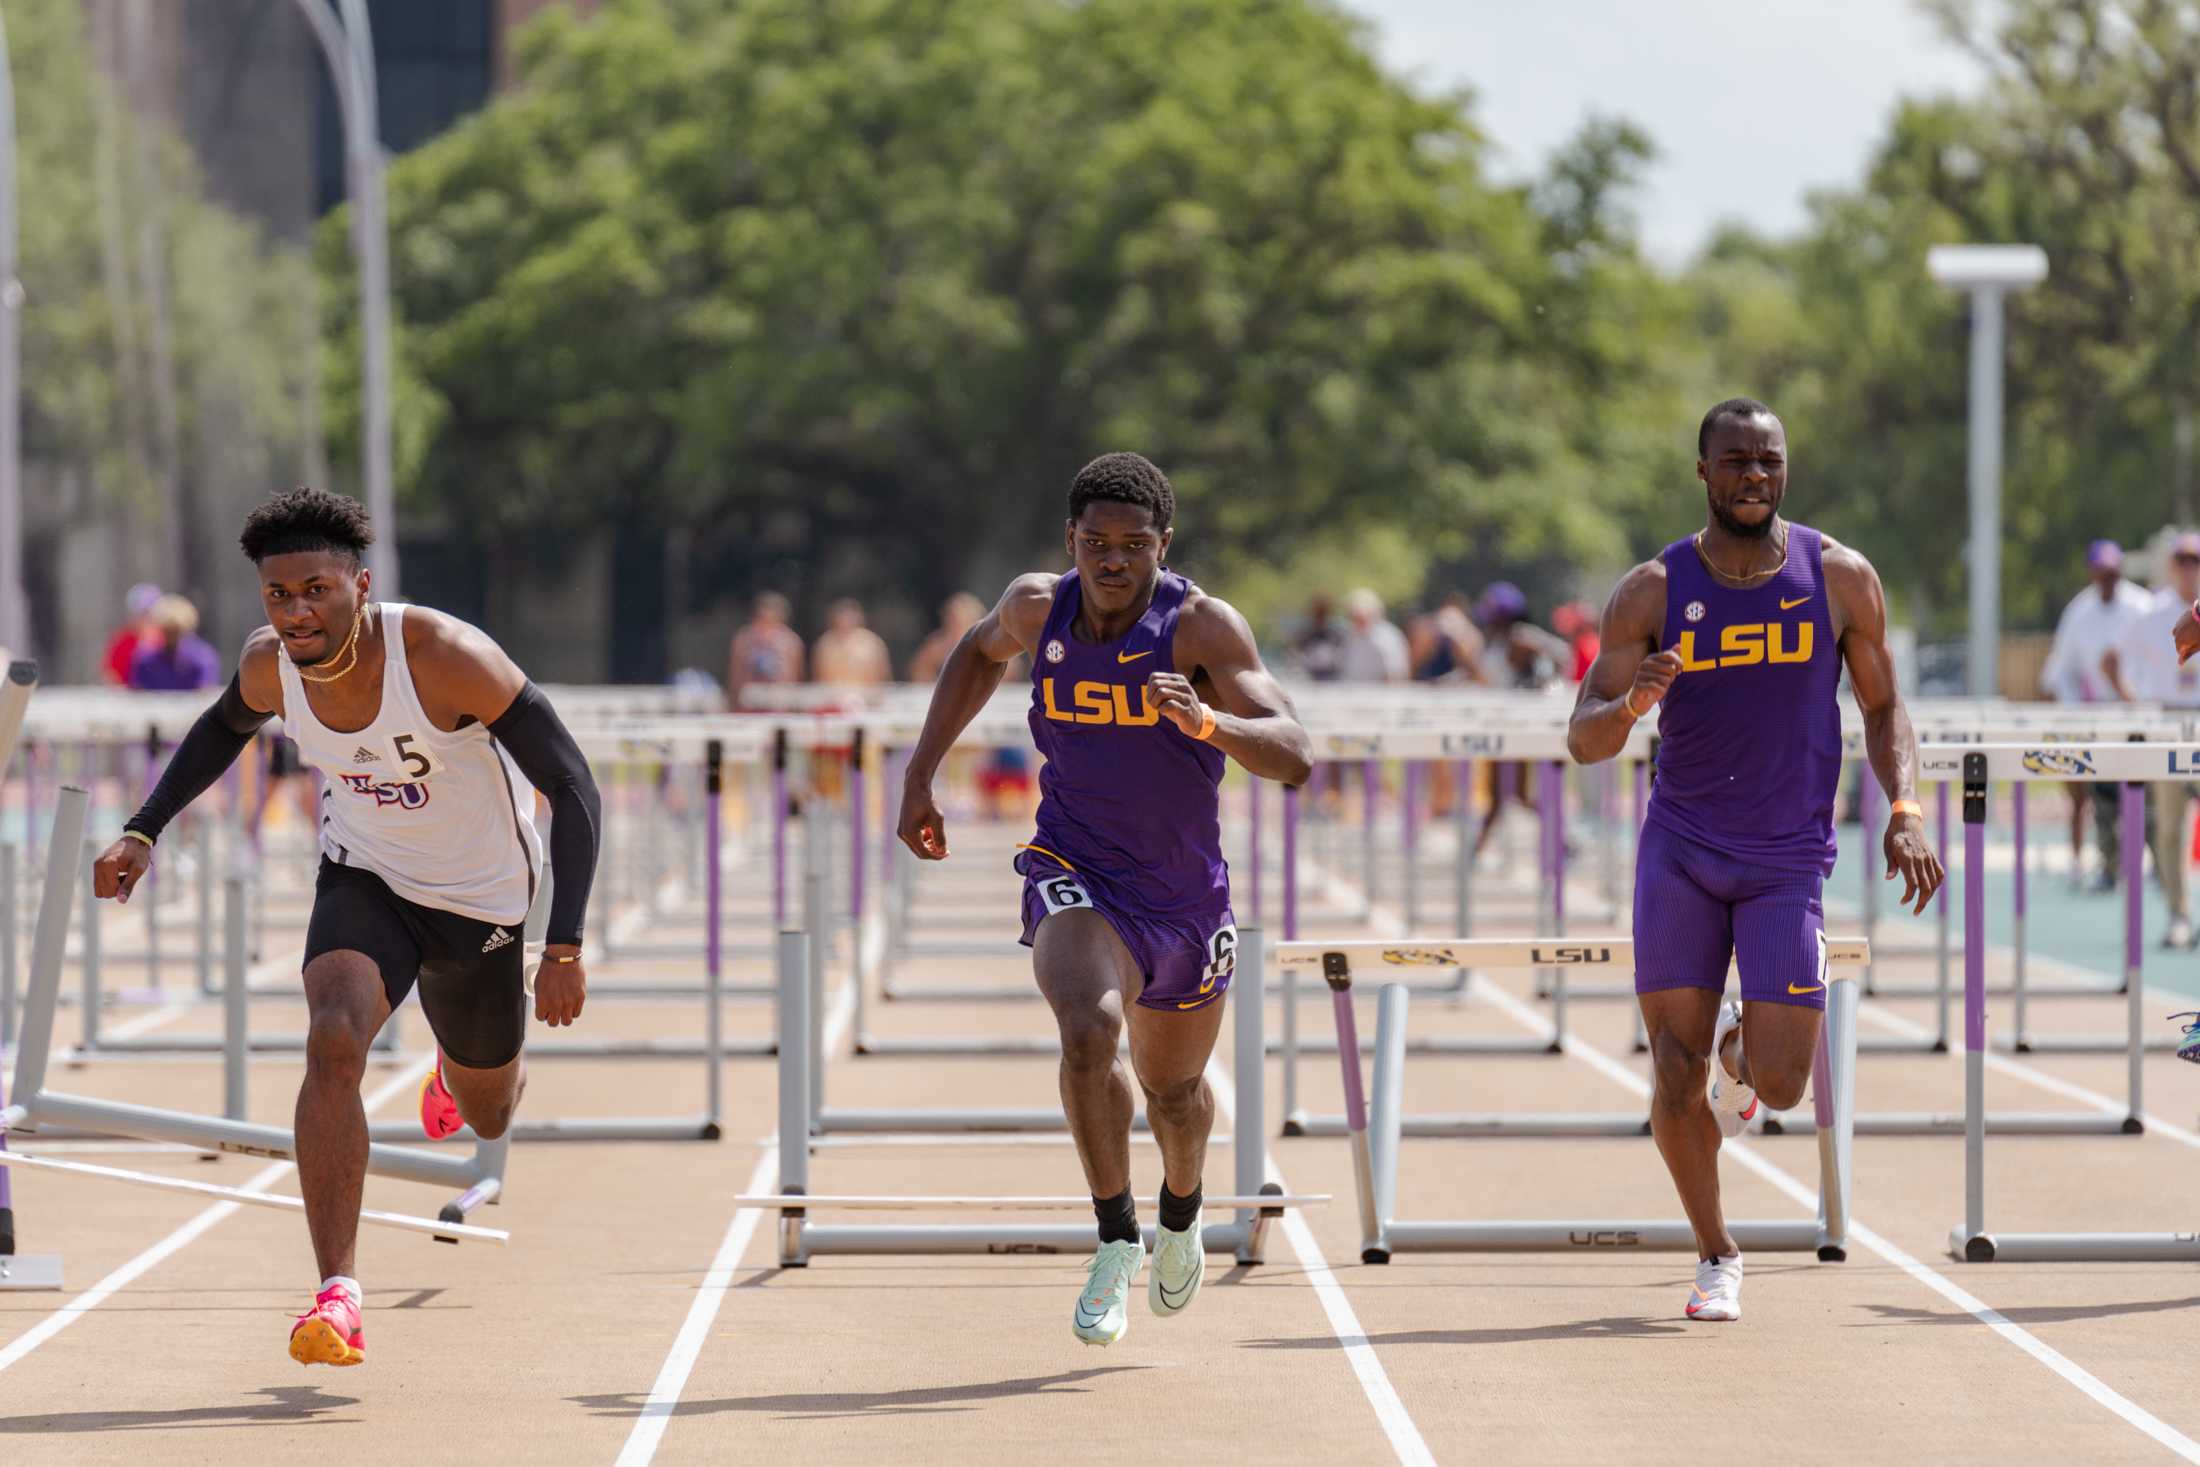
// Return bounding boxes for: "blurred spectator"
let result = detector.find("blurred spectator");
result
[1474,582,1572,690]
[909,592,985,681]
[102,581,162,686]
[1337,587,1408,683]
[1293,594,1347,682]
[1414,594,1486,684]
[127,594,221,691]
[2042,540,2151,889]
[727,592,806,707]
[814,597,891,687]
[1551,599,1600,683]
[2105,531,2200,946]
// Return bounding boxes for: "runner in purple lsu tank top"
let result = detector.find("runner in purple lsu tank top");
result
[898,453,1312,1347]
[1568,399,1944,1325]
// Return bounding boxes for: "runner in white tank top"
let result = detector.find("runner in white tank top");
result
[276,602,541,924]
[93,489,602,1369]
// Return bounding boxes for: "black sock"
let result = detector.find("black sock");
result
[1094,1186,1138,1245]
[1158,1180,1201,1233]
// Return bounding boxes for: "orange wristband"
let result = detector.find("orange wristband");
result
[1890,799,1924,821]
[1192,705,1217,741]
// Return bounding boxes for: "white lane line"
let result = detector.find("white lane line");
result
[1208,1052,1436,1467]
[1465,974,2200,1461]
[618,967,857,1466]
[0,1052,433,1375]
[613,1145,778,1467]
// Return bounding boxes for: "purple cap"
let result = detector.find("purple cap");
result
[2087,540,2123,571]
[1477,581,1527,625]
[2171,532,2200,561]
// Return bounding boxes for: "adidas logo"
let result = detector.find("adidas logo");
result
[352,746,381,764]
[481,927,514,954]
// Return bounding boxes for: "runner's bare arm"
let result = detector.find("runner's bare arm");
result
[899,574,1055,859]
[1567,560,1673,764]
[1159,594,1312,787]
[1826,538,1943,915]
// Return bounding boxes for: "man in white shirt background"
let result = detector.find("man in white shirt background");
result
[2041,540,2153,890]
[1338,587,1409,684]
[2105,532,2200,948]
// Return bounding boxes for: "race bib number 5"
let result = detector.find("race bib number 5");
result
[1037,874,1092,917]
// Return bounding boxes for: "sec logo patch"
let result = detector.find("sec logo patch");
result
[1044,639,1066,664]
[1684,600,1706,624]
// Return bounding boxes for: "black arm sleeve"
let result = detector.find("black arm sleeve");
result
[124,674,274,843]
[488,681,601,948]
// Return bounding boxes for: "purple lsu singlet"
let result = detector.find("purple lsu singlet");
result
[1017,570,1235,1011]
[1645,522,1844,875]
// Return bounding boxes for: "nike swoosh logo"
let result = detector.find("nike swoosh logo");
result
[1779,596,1809,610]
[1116,650,1153,664]
[1177,996,1217,1010]
[1787,981,1824,995]
[1158,1267,1201,1308]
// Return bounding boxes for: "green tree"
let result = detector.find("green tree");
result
[324,0,1701,667]
[1680,0,2200,636]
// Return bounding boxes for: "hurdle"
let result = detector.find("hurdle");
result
[770,925,1293,1261]
[3,785,509,1243]
[0,660,63,1291]
[1272,726,1660,1133]
[1304,936,1857,1263]
[1946,743,2200,1263]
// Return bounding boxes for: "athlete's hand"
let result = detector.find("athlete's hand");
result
[93,838,152,904]
[2176,602,2200,665]
[1884,812,1944,916]
[532,946,586,1026]
[899,781,949,860]
[1147,672,1207,737]
[1626,649,1685,716]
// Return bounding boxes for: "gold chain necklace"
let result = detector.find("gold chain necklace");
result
[295,604,367,685]
[1692,528,1787,587]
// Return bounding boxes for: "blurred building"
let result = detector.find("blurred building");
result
[41,1,601,683]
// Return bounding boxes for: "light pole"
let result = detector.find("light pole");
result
[0,9,22,657]
[1928,244,2047,699]
[290,0,397,598]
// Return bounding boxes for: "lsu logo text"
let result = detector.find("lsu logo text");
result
[1039,679,1159,726]
[338,771,430,810]
[2021,749,2096,778]
[2169,750,2200,775]
[1532,945,1614,965]
[1672,621,1813,671]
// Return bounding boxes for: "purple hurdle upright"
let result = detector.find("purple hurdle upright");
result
[2010,784,2029,1043]
[1246,775,1263,926]
[1281,783,1301,1128]
[1323,952,1385,1261]
[771,727,789,930]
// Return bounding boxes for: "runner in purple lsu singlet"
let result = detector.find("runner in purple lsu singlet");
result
[1634,524,1845,1010]
[1015,569,1237,1011]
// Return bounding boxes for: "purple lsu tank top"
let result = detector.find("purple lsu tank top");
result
[1024,570,1229,918]
[1645,523,1843,874]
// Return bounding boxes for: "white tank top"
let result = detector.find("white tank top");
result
[277,604,542,924]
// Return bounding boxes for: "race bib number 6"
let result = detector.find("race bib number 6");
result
[1037,874,1092,916]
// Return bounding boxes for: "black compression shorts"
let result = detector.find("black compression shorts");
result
[303,859,527,1068]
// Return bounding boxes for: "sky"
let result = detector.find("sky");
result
[1341,0,1990,265]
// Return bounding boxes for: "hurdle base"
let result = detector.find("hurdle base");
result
[792,1219,1260,1258]
[368,1117,722,1145]
[1266,1034,1557,1058]
[854,1034,1080,1059]
[1379,1219,1833,1255]
[0,1252,63,1290]
[1948,1228,2200,1263]
[814,1107,1151,1135]
[1762,1110,2133,1138]
[1291,1112,1649,1139]
[879,978,1035,1002]
[1994,1034,2179,1056]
